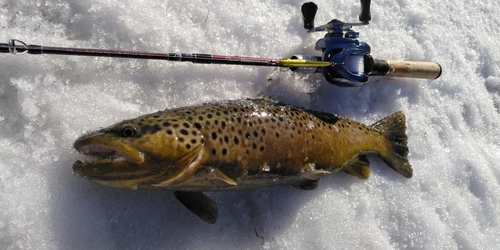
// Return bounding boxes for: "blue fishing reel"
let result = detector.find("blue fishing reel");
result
[293,1,374,87]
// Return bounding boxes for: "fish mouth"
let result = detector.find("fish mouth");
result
[73,133,148,182]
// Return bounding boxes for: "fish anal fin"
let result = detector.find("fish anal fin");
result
[174,191,218,224]
[343,154,371,179]
[202,167,237,187]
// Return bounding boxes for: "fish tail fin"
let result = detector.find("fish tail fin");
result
[372,111,413,178]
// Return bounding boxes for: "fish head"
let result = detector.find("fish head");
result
[73,112,204,189]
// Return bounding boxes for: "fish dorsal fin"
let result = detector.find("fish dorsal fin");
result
[343,154,371,179]
[202,167,237,187]
[293,169,332,190]
[174,191,218,224]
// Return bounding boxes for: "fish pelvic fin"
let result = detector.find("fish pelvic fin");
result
[372,111,413,178]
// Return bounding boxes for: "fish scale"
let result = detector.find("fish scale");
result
[73,97,412,223]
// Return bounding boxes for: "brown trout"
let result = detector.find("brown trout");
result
[73,97,412,223]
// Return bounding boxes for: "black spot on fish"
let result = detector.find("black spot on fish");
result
[194,123,202,130]
[173,124,179,128]
[279,117,284,122]
[221,121,226,129]
[271,117,276,122]
[183,123,190,128]
[237,117,242,123]
[212,149,217,155]
[260,146,265,151]
[207,114,213,119]
[216,111,221,116]
[198,116,204,121]
[191,139,197,144]
[258,119,263,124]
[261,129,266,136]
[223,110,228,115]
[234,137,239,144]
[211,132,217,140]
[205,121,211,126]
[245,132,251,140]
[163,121,171,127]
[224,136,229,143]
[275,133,280,138]
[179,137,185,143]
[252,143,257,149]
[186,144,191,149]
[167,130,173,135]
[192,131,197,136]
[201,138,205,144]
[180,129,189,135]
[253,131,258,137]
[214,120,219,125]
[222,148,227,155]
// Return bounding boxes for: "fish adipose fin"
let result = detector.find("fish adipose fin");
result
[343,154,371,179]
[174,191,218,224]
[372,111,413,178]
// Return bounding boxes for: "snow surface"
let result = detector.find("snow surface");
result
[1,0,499,249]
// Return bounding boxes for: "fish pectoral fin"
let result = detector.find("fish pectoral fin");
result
[174,191,218,224]
[293,169,332,190]
[293,179,319,190]
[342,154,371,179]
[202,167,237,187]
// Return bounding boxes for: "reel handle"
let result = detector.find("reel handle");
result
[371,60,442,79]
[301,2,318,30]
[359,0,371,22]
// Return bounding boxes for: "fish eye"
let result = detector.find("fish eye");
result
[120,125,137,137]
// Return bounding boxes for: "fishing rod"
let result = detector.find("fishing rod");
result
[0,39,330,68]
[0,0,441,87]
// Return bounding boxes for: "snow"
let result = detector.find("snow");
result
[1,0,499,249]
